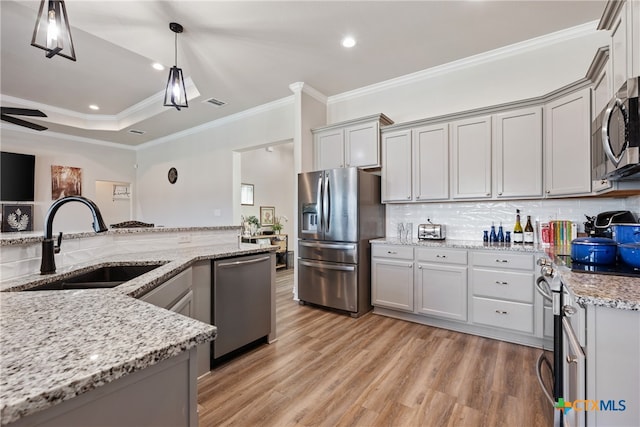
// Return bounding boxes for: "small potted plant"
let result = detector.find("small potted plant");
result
[246,215,260,235]
[272,215,287,234]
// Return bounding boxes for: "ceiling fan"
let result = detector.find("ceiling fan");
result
[1,107,48,131]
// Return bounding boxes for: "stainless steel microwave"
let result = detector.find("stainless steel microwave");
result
[592,76,640,180]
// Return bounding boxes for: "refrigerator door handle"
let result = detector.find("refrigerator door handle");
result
[317,173,324,232]
[323,172,330,233]
[299,241,357,251]
[299,260,356,272]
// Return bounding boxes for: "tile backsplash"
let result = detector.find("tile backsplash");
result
[387,195,640,242]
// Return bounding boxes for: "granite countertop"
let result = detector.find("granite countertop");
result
[371,238,640,311]
[370,237,542,252]
[0,225,241,246]
[0,243,274,425]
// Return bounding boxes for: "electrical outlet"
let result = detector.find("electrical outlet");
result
[177,235,191,244]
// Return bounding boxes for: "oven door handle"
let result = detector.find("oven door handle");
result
[536,276,553,303]
[535,352,555,406]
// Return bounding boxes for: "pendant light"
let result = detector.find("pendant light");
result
[31,0,76,61]
[164,22,188,111]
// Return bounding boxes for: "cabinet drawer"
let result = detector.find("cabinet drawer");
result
[140,268,192,309]
[472,251,534,270]
[471,268,534,303]
[372,244,414,260]
[472,297,534,334]
[415,247,467,265]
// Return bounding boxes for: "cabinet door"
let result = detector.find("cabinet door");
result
[345,121,380,168]
[314,129,344,170]
[415,262,467,321]
[494,107,543,198]
[413,123,449,201]
[611,7,629,93]
[371,258,414,312]
[381,130,412,202]
[544,87,591,196]
[451,115,492,199]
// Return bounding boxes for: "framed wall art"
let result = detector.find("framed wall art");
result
[51,165,82,199]
[241,183,254,206]
[260,206,275,226]
[1,204,33,232]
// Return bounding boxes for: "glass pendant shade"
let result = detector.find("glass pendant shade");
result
[163,22,188,111]
[164,66,188,110]
[31,0,76,61]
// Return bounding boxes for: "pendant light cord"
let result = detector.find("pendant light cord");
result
[174,32,178,66]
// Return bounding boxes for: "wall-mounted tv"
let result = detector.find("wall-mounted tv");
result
[1,151,36,201]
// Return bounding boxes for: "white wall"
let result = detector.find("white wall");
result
[135,101,294,227]
[0,128,136,232]
[327,28,610,124]
[240,143,295,236]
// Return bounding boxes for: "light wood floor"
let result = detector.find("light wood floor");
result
[198,269,552,426]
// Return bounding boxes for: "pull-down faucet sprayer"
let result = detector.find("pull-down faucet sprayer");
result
[40,196,108,274]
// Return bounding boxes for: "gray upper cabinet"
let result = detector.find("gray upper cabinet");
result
[494,107,543,199]
[313,114,393,171]
[451,115,492,199]
[381,123,449,203]
[544,87,592,197]
[414,123,450,201]
[381,129,412,202]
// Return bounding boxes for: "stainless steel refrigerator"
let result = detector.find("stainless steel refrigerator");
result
[297,167,384,317]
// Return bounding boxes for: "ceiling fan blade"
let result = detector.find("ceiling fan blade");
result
[0,107,47,117]
[1,114,48,131]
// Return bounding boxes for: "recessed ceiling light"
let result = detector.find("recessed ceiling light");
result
[342,36,356,48]
[89,105,99,111]
[152,62,165,71]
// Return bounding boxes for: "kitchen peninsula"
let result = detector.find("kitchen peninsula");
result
[0,226,277,426]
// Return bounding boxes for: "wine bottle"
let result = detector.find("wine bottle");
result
[513,209,523,243]
[524,215,534,244]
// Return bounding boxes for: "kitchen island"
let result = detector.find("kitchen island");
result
[0,227,277,426]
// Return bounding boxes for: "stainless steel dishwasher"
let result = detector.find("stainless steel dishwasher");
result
[211,253,272,362]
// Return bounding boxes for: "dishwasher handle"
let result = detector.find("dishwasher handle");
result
[217,255,271,268]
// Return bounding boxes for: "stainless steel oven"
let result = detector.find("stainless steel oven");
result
[535,258,587,427]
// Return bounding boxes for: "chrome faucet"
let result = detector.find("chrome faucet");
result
[40,196,108,274]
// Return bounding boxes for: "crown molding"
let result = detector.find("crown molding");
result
[328,21,600,105]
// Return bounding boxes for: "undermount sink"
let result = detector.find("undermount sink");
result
[26,264,164,291]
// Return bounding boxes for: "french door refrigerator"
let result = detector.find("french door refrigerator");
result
[298,167,384,317]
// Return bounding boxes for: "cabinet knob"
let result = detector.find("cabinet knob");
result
[495,281,508,285]
[546,190,551,194]
[407,196,411,199]
[495,310,508,315]
[387,251,397,254]
[486,193,491,196]
[495,259,509,263]
[498,192,502,196]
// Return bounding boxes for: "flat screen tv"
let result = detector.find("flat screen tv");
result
[1,151,36,201]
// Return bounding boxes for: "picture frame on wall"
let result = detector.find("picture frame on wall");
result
[260,206,275,226]
[1,204,34,232]
[51,165,82,199]
[241,183,254,206]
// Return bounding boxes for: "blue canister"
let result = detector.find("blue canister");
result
[611,224,640,244]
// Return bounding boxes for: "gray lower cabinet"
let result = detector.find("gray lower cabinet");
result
[586,305,640,426]
[372,243,544,347]
[470,251,536,335]
[415,248,467,322]
[371,244,414,311]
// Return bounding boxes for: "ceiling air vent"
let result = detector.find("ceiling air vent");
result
[204,97,226,107]
[128,129,146,135]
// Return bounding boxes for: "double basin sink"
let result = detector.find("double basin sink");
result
[26,264,164,291]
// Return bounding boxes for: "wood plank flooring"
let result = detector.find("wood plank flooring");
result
[198,269,553,426]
